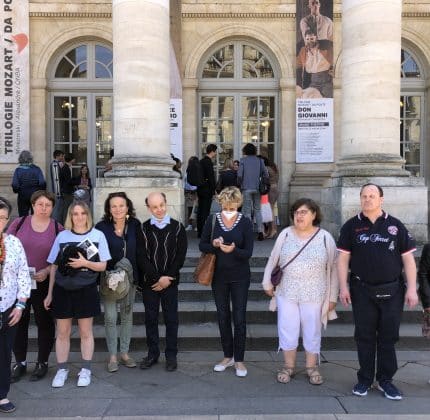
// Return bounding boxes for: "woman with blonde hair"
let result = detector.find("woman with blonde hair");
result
[44,201,111,388]
[262,198,338,385]
[199,187,254,377]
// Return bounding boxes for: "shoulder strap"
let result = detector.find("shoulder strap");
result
[54,220,59,236]
[211,214,216,241]
[15,215,28,234]
[280,228,320,271]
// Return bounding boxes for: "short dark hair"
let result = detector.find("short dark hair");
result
[145,192,167,207]
[360,183,384,197]
[0,196,12,216]
[242,143,257,156]
[289,198,322,226]
[206,144,217,154]
[31,190,56,206]
[64,153,74,163]
[53,150,64,159]
[102,192,136,222]
[305,28,317,37]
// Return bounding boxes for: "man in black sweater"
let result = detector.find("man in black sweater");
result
[137,192,187,372]
[197,144,217,238]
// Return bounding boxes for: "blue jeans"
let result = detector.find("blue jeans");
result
[103,286,136,356]
[242,190,263,233]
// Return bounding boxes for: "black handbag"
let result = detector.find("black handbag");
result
[354,276,401,301]
[258,159,270,195]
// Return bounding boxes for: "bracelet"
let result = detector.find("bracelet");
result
[15,302,26,310]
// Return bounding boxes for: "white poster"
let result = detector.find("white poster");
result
[0,0,29,163]
[170,98,182,161]
[296,99,333,163]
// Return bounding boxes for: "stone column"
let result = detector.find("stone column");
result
[95,0,183,222]
[322,0,428,242]
[336,0,404,177]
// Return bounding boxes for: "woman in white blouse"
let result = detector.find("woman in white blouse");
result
[262,198,338,385]
[0,197,31,413]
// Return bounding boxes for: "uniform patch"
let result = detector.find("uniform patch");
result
[388,226,398,235]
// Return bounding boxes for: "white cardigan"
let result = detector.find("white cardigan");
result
[262,226,339,328]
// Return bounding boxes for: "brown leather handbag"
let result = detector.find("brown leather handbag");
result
[193,215,216,286]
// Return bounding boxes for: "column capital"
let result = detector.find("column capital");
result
[183,78,199,89]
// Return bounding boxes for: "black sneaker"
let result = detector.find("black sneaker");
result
[0,401,16,413]
[10,363,26,383]
[377,381,403,400]
[165,359,177,372]
[352,382,370,396]
[29,362,48,382]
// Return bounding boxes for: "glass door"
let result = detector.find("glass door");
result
[51,93,113,181]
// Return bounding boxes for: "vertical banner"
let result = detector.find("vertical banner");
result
[296,0,334,163]
[0,0,29,163]
[170,99,183,161]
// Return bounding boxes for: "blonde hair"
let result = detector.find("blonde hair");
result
[64,201,93,231]
[217,186,243,207]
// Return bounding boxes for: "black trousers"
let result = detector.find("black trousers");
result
[17,195,33,217]
[212,279,250,362]
[142,284,178,361]
[350,279,405,385]
[13,283,55,363]
[197,192,212,237]
[0,306,17,399]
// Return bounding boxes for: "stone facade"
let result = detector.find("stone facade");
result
[1,1,429,240]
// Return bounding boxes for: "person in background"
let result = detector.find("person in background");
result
[197,144,217,238]
[44,201,111,388]
[262,198,338,385]
[216,158,238,194]
[59,153,76,224]
[137,192,187,372]
[184,156,199,231]
[95,192,141,373]
[337,183,418,400]
[8,191,63,384]
[237,143,269,241]
[263,157,279,239]
[233,160,240,172]
[11,150,46,217]
[0,197,31,413]
[199,187,253,377]
[71,164,92,207]
[171,154,183,179]
[50,150,65,223]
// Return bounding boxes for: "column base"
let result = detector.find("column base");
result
[334,154,409,177]
[321,176,428,243]
[105,154,178,178]
[94,176,184,224]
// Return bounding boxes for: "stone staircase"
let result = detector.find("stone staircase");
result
[27,234,427,353]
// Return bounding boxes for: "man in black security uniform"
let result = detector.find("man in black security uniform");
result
[197,144,217,238]
[337,183,418,400]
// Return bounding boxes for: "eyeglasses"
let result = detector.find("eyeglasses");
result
[0,216,9,221]
[294,209,310,216]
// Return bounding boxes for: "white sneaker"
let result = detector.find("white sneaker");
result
[235,367,248,377]
[52,369,69,388]
[185,225,193,231]
[213,358,235,372]
[77,368,91,387]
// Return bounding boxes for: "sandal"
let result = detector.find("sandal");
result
[306,366,323,385]
[277,366,295,384]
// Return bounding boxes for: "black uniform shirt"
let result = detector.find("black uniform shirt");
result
[337,211,416,285]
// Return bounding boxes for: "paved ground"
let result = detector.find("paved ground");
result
[5,350,430,419]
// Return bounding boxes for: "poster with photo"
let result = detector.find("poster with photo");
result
[296,0,334,162]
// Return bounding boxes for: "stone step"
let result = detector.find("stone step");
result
[25,322,427,352]
[179,266,266,283]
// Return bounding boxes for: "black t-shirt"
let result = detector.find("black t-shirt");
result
[337,211,416,285]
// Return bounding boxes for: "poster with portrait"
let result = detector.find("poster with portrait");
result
[0,1,29,163]
[296,0,334,163]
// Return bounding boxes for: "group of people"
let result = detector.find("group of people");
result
[12,149,92,222]
[184,143,279,241]
[0,179,429,413]
[0,190,187,413]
